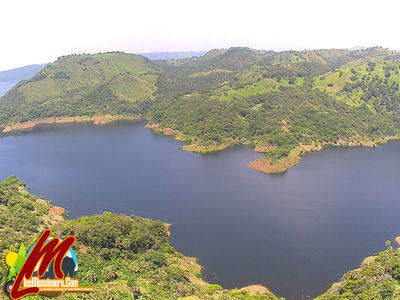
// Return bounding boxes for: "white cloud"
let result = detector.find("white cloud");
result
[0,0,399,70]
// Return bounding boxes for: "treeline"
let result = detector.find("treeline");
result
[2,48,400,162]
[148,86,397,160]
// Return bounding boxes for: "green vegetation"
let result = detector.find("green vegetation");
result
[0,176,53,249]
[2,47,400,172]
[317,242,400,300]
[2,47,400,298]
[2,176,400,299]
[0,177,280,300]
[0,53,159,125]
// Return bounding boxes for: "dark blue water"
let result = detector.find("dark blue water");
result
[0,121,399,299]
[0,81,18,97]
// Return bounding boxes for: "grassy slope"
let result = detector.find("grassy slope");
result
[0,53,159,126]
[0,177,280,300]
[147,47,400,172]
[1,47,400,173]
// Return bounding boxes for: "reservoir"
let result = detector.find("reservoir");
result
[0,121,399,299]
[0,81,18,97]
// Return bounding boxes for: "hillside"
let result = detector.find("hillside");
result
[0,64,46,82]
[1,47,400,172]
[0,52,159,126]
[0,176,280,300]
[148,47,400,172]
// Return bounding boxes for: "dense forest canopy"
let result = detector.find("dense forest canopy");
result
[1,47,400,171]
[2,47,400,298]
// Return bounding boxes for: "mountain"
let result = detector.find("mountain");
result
[0,64,46,82]
[0,176,280,299]
[1,47,400,173]
[138,51,206,60]
[349,45,369,51]
[0,64,46,97]
[0,52,159,125]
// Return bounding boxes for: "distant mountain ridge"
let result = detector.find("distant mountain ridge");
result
[138,51,206,60]
[1,46,400,175]
[348,45,369,51]
[0,64,47,82]
[0,64,47,97]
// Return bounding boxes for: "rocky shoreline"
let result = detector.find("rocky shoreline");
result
[1,115,141,133]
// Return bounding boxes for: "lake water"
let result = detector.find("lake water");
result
[0,81,18,97]
[0,121,399,299]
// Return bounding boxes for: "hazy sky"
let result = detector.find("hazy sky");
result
[1,0,400,71]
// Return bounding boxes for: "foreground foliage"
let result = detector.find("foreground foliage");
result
[0,177,280,300]
[1,178,400,299]
[317,243,400,300]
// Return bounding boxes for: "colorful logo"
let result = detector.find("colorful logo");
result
[2,229,92,299]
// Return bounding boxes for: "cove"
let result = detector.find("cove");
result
[0,121,399,299]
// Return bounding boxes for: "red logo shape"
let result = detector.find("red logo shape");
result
[10,229,76,299]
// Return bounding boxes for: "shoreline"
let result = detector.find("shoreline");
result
[1,114,142,134]
[145,122,400,174]
[163,222,274,296]
[11,182,277,298]
[318,235,400,299]
[47,201,274,296]
[5,119,399,175]
[248,136,399,174]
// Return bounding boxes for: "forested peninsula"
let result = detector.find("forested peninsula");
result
[1,47,400,173]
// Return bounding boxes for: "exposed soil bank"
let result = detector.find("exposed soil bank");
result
[248,136,399,174]
[146,123,400,174]
[395,236,400,247]
[1,115,141,133]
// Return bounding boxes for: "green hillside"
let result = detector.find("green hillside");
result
[317,242,400,300]
[0,177,280,300]
[147,47,400,172]
[0,53,159,125]
[1,47,400,172]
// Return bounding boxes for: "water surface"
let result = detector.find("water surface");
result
[0,121,399,299]
[0,80,18,97]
